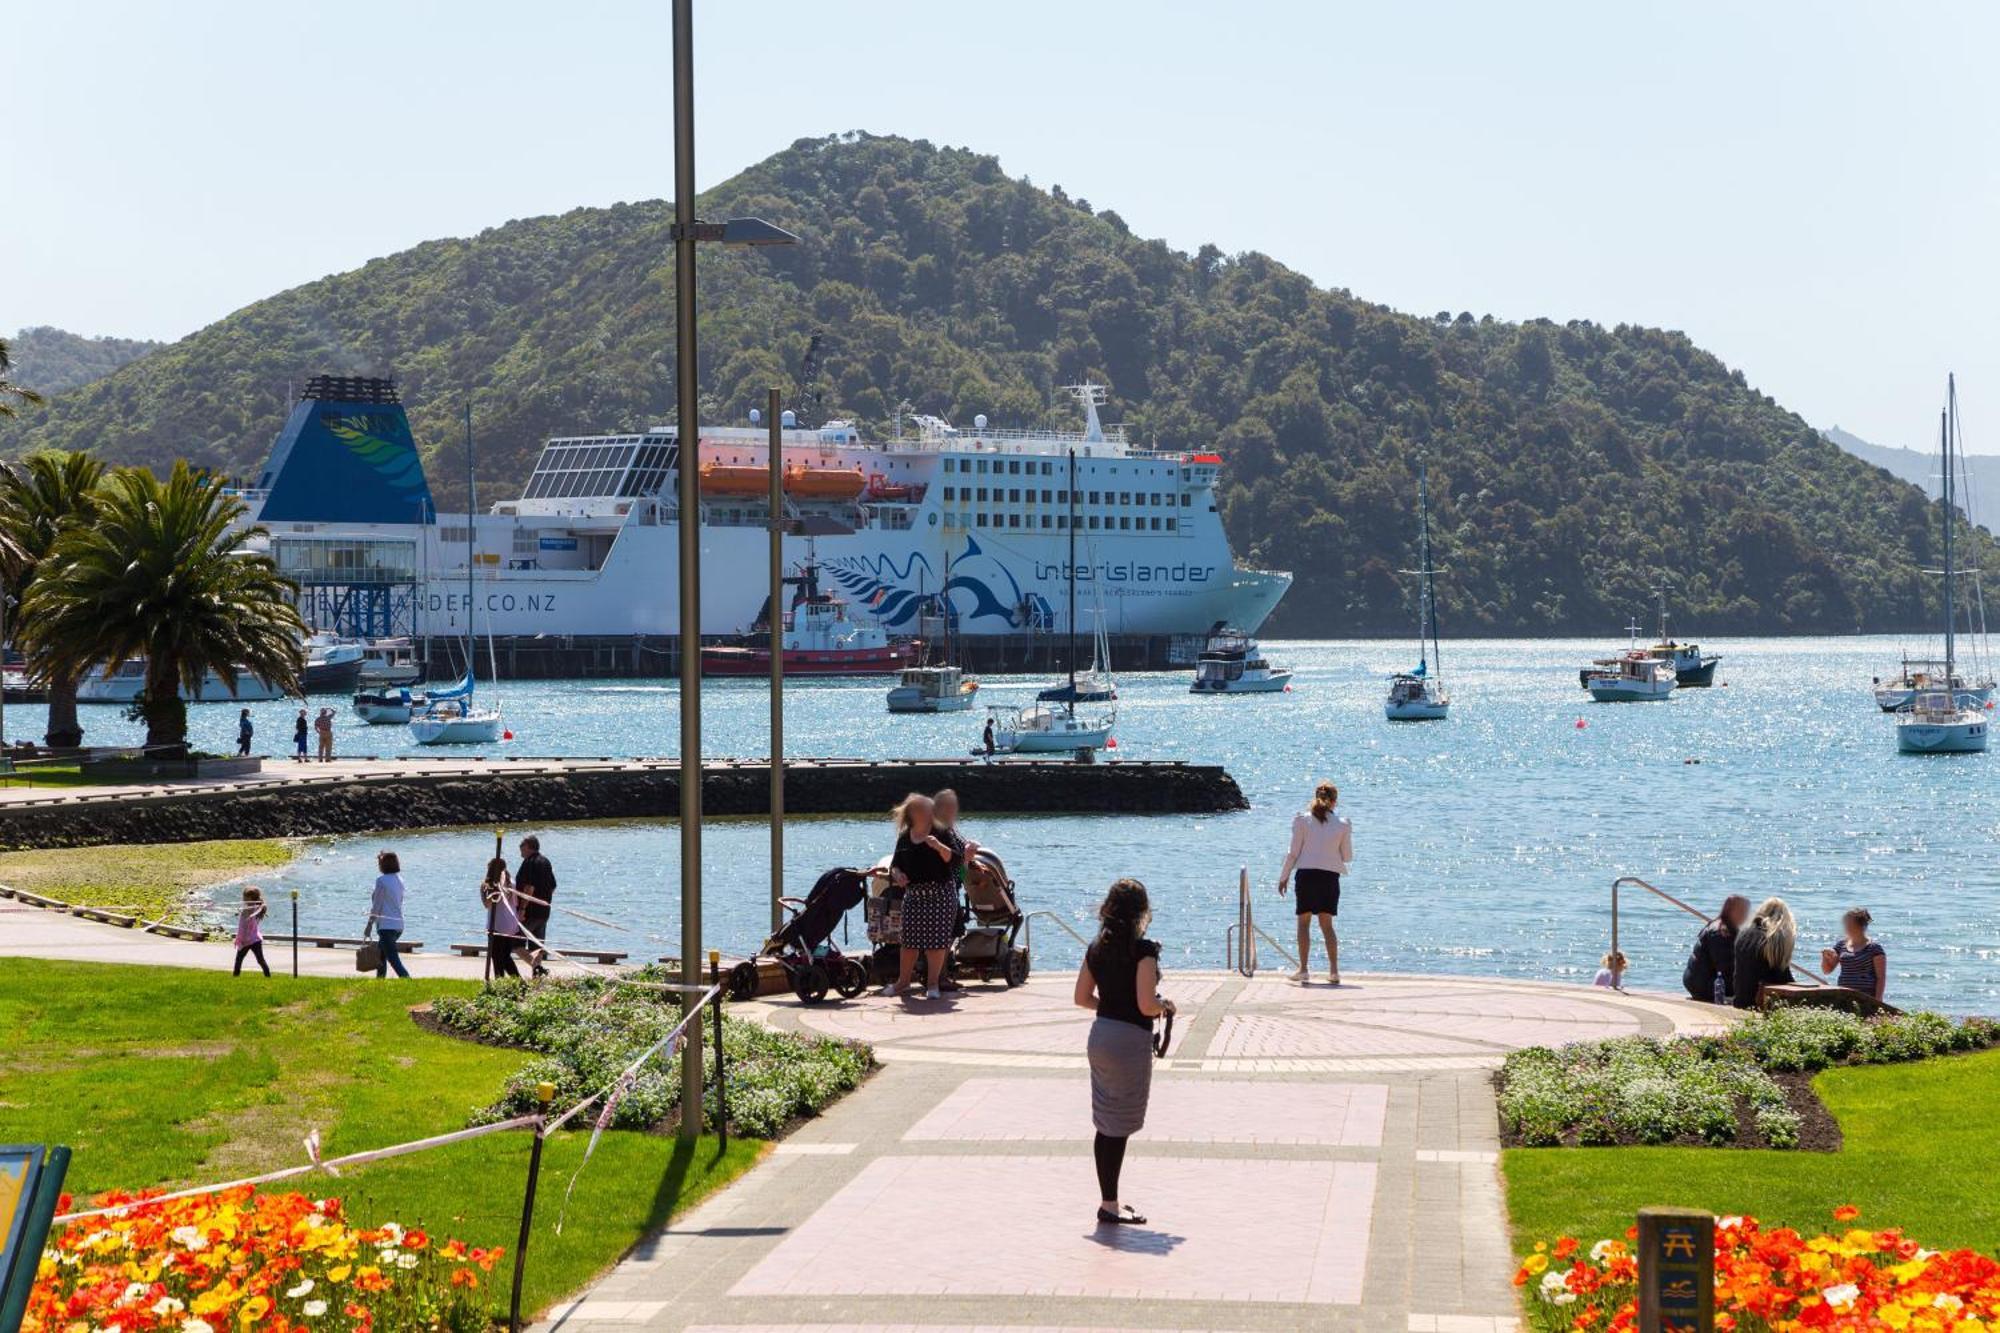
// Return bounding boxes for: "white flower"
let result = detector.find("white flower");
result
[380,1221,404,1245]
[183,1320,217,1333]
[1540,1270,1568,1295]
[306,1212,328,1229]
[285,1279,315,1298]
[121,1281,149,1304]
[170,1225,208,1251]
[377,1246,400,1263]
[1718,1215,1744,1229]
[1552,1292,1577,1306]
[1823,1283,1860,1309]
[302,1301,328,1318]
[1936,1294,1966,1312]
[396,1252,420,1270]
[1589,1239,1623,1263]
[152,1297,186,1317]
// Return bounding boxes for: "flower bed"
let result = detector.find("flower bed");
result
[426,970,874,1139]
[27,1185,499,1333]
[1497,1009,2000,1151]
[1515,1209,2000,1330]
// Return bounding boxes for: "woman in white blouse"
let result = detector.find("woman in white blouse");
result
[1277,781,1352,984]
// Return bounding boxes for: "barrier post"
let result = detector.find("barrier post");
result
[509,1081,557,1333]
[709,950,727,1151]
[289,890,299,979]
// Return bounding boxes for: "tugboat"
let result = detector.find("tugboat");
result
[1643,590,1720,687]
[704,555,915,677]
[1191,626,1292,693]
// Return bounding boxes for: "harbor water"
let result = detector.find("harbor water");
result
[22,636,2000,1012]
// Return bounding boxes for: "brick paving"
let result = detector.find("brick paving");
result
[538,970,1730,1333]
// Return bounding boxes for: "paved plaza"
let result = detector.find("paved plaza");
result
[541,970,1730,1333]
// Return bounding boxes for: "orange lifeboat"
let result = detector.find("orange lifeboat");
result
[783,464,866,501]
[699,463,768,497]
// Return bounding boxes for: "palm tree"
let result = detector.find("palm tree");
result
[0,451,107,747]
[0,339,43,418]
[22,461,305,757]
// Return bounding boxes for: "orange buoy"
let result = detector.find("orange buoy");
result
[1575,718,1587,729]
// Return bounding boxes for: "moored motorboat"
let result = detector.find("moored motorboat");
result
[78,659,286,704]
[1191,627,1291,694]
[1643,590,1719,686]
[1582,649,1677,702]
[886,664,978,713]
[704,557,915,676]
[302,636,365,693]
[354,686,426,725]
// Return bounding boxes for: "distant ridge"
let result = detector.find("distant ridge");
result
[8,326,163,396]
[1824,425,2000,534]
[3,131,1994,635]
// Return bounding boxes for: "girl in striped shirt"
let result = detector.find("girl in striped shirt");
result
[1820,907,1887,1001]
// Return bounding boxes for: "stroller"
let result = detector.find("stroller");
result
[728,866,873,1004]
[865,848,1030,988]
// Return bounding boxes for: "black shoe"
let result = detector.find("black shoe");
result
[1096,1205,1147,1225]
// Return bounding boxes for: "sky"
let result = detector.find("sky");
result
[7,1,2000,452]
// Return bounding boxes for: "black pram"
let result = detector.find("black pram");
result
[728,866,873,1003]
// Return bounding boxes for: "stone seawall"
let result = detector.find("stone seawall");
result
[0,759,1246,849]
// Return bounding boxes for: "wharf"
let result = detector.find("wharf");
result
[0,754,1246,849]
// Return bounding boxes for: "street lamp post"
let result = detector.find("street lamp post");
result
[767,388,785,935]
[669,0,797,1143]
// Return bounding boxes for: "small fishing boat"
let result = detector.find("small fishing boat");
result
[1581,635,1678,703]
[1644,590,1720,687]
[78,659,286,704]
[354,685,426,725]
[887,664,979,713]
[1191,627,1292,694]
[358,637,425,687]
[1384,467,1449,721]
[301,635,366,693]
[1897,376,1989,755]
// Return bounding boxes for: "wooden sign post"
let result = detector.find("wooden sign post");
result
[1638,1207,1714,1333]
[0,1144,71,1332]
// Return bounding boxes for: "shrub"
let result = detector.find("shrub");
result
[430,969,873,1138]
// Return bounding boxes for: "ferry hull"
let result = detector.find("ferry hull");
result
[701,644,917,677]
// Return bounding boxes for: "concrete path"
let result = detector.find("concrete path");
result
[540,970,1729,1333]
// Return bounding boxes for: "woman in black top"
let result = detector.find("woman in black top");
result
[1681,894,1750,1002]
[886,793,962,1000]
[1074,878,1173,1227]
[1731,897,1797,1010]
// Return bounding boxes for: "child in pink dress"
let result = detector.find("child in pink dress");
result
[234,886,270,977]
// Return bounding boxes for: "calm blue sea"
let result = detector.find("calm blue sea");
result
[21,636,2000,1013]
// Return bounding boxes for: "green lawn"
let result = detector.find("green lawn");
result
[1504,1047,2000,1251]
[0,837,294,918]
[0,959,763,1320]
[0,762,104,788]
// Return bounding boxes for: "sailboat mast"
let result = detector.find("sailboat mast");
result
[1067,448,1078,699]
[1945,382,1957,685]
[1419,467,1441,680]
[464,405,478,685]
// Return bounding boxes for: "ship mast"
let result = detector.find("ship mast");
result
[1944,380,1957,690]
[464,404,477,686]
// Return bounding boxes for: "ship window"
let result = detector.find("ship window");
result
[1120,516,1131,530]
[1088,516,1100,530]
[1120,492,1131,504]
[1008,488,1020,502]
[976,460,988,473]
[976,487,988,501]
[1041,462,1052,475]
[1166,517,1177,531]
[1088,491,1100,504]
[1058,490,1069,503]
[1008,460,1021,474]
[942,487,954,501]
[1008,514,1020,528]
[1041,515,1052,528]
[1182,494,1191,506]
[975,514,988,528]
[1151,494,1161,505]
[1058,515,1068,529]
[1150,517,1162,530]
[1040,489,1051,502]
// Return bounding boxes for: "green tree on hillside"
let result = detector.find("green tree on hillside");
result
[0,339,43,418]
[20,462,303,756]
[0,450,108,747]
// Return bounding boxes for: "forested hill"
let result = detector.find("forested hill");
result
[2,132,1989,635]
[8,326,162,395]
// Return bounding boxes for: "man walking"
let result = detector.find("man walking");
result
[515,835,557,977]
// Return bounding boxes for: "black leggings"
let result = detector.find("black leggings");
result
[1094,1131,1128,1202]
[234,943,269,977]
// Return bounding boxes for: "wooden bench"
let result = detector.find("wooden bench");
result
[72,906,138,928]
[1761,983,1901,1017]
[265,934,426,952]
[145,923,216,942]
[450,942,628,964]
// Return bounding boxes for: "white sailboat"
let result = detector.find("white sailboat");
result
[1385,466,1450,721]
[990,442,1115,753]
[1898,376,1988,755]
[411,407,504,746]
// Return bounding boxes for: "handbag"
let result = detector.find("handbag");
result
[356,919,380,973]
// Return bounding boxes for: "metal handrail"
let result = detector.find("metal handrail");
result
[1223,867,1299,977]
[1610,875,1823,988]
[1023,908,1089,958]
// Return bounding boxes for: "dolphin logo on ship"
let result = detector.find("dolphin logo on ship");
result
[825,536,1037,630]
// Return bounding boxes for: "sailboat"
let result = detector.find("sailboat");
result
[1898,376,1989,755]
[1385,466,1450,721]
[411,408,504,746]
[989,446,1115,753]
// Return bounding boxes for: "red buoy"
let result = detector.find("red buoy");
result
[502,730,514,741]
[1575,718,1587,729]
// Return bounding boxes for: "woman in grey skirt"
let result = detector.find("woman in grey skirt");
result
[1073,877,1174,1226]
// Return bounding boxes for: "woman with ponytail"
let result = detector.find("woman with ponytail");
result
[1073,877,1173,1227]
[1278,780,1353,984]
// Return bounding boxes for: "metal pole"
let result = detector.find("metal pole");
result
[709,949,727,1152]
[671,0,704,1143]
[768,388,784,934]
[290,890,299,979]
[509,1082,556,1333]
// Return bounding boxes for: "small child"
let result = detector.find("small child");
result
[234,886,270,978]
[1821,907,1887,1001]
[1592,949,1627,990]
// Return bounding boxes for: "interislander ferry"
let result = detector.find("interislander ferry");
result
[239,377,1290,651]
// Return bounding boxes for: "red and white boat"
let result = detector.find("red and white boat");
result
[702,561,917,677]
